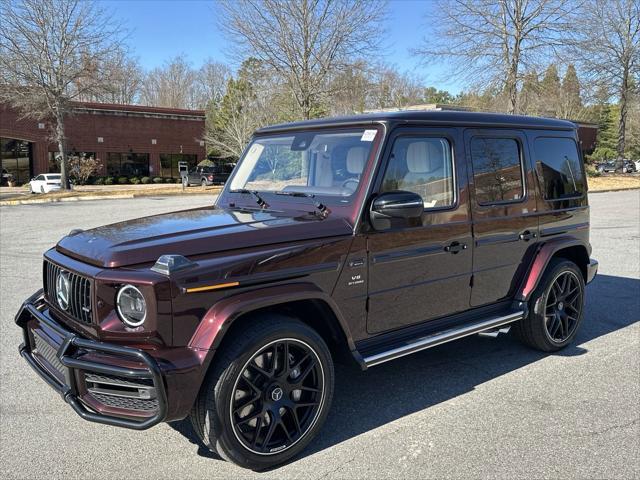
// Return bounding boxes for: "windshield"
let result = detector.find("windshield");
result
[229,129,378,197]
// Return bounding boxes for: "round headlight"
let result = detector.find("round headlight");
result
[116,285,147,327]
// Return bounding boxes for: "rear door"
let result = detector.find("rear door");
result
[366,127,473,334]
[465,129,539,307]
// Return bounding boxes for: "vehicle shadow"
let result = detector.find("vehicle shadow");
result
[168,273,639,463]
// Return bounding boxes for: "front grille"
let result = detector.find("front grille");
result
[44,260,92,324]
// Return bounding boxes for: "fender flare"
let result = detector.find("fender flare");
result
[515,236,591,302]
[188,282,357,353]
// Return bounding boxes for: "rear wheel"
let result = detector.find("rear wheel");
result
[190,315,334,470]
[512,258,585,351]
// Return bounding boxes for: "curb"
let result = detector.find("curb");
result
[0,189,219,206]
[589,187,640,194]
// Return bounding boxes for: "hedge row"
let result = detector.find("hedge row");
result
[91,176,182,185]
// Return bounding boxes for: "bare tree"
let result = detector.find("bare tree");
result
[140,56,200,109]
[205,59,284,157]
[76,53,143,105]
[415,0,573,114]
[197,59,232,108]
[0,0,126,189]
[218,0,387,119]
[570,0,640,161]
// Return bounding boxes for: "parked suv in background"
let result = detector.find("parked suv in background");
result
[16,111,597,470]
[182,163,235,187]
[597,160,636,173]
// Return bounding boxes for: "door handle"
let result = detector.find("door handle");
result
[444,241,467,254]
[519,230,537,242]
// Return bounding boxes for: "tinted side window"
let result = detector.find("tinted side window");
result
[470,138,523,204]
[534,137,585,200]
[381,137,455,209]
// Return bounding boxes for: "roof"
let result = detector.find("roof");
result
[72,102,205,118]
[256,110,577,134]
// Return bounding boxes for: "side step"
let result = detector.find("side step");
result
[362,311,524,368]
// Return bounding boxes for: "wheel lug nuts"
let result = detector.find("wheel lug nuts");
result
[292,389,301,401]
[291,367,300,379]
[279,407,285,415]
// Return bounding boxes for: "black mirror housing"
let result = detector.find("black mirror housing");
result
[370,191,424,230]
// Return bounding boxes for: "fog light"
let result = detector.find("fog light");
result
[116,284,147,327]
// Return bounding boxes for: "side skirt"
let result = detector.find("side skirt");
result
[358,310,524,368]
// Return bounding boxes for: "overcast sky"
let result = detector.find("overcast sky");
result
[102,0,463,94]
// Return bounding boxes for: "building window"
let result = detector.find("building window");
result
[48,152,96,173]
[1,137,32,184]
[534,137,585,200]
[107,152,150,177]
[470,137,524,205]
[381,137,455,209]
[159,153,198,178]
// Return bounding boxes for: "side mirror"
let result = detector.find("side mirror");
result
[370,191,424,230]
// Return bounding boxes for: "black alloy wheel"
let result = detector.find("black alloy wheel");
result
[512,258,585,352]
[543,270,583,343]
[190,315,334,470]
[230,338,325,455]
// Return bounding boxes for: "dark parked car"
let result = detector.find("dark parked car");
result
[16,111,597,470]
[596,160,636,173]
[182,163,234,187]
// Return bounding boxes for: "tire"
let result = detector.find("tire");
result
[190,314,334,470]
[201,179,207,188]
[512,258,585,352]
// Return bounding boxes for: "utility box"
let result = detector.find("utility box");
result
[178,161,189,176]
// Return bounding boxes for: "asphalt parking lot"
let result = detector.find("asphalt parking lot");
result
[1,190,638,479]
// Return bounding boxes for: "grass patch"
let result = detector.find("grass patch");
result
[588,175,640,192]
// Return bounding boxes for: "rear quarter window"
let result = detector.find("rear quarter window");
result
[534,137,585,200]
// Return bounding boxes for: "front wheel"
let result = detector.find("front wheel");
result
[512,258,585,351]
[190,315,334,470]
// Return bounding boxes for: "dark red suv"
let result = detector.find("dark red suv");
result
[16,111,598,470]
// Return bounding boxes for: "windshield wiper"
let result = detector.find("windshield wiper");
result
[275,191,331,218]
[229,189,269,209]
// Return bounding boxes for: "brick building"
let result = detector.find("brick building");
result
[0,102,206,184]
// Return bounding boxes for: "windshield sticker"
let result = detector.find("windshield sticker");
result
[245,143,264,163]
[361,129,377,142]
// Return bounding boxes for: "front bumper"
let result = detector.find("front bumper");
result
[15,290,167,430]
[587,258,598,284]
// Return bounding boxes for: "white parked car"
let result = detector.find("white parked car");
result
[30,173,62,193]
[634,160,640,172]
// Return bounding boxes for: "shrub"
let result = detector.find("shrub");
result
[117,176,129,184]
[141,176,151,184]
[152,177,164,184]
[164,177,174,183]
[130,177,141,185]
[104,176,114,185]
[93,177,105,185]
[68,154,103,185]
[175,177,182,183]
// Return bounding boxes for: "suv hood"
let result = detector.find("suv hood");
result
[56,206,352,268]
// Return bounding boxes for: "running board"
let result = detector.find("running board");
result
[362,311,524,368]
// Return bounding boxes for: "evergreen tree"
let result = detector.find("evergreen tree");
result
[520,70,541,115]
[560,64,582,119]
[540,64,562,117]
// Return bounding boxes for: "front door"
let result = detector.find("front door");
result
[366,128,473,334]
[464,129,540,307]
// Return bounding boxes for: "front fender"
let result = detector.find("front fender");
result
[516,236,591,302]
[188,282,356,352]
